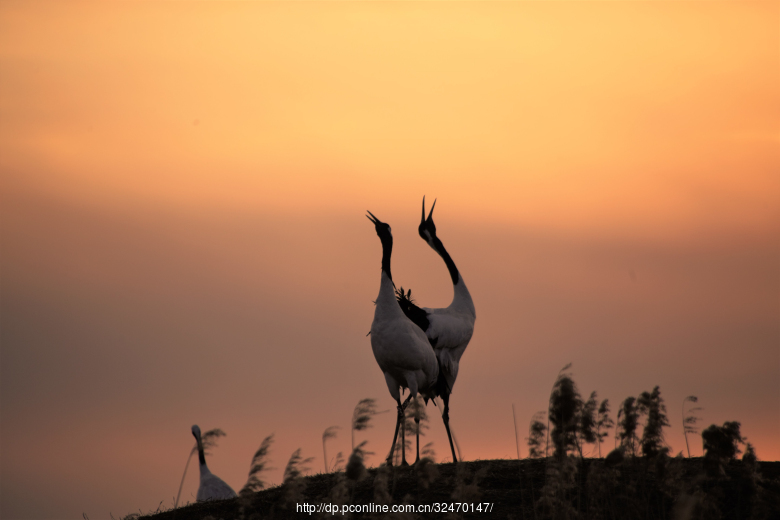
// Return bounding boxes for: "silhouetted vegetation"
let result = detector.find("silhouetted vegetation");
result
[346,442,369,483]
[512,404,521,460]
[682,395,702,458]
[545,367,603,462]
[240,434,274,495]
[352,398,381,451]
[321,426,339,473]
[527,411,548,459]
[577,391,598,458]
[703,421,744,460]
[702,420,747,478]
[280,449,314,509]
[595,399,613,458]
[616,396,640,455]
[142,458,780,520]
[548,367,582,459]
[637,386,670,458]
[512,366,778,519]
[135,383,778,520]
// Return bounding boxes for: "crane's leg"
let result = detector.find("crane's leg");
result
[414,414,421,464]
[400,398,410,467]
[386,398,404,466]
[442,393,458,463]
[386,395,412,466]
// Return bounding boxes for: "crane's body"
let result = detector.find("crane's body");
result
[367,211,438,466]
[191,425,237,502]
[396,198,476,463]
[419,278,475,396]
[371,270,439,404]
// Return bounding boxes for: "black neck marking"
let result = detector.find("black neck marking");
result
[368,212,393,281]
[380,232,392,281]
[193,430,205,465]
[432,236,459,285]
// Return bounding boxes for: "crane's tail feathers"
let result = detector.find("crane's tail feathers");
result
[435,363,453,398]
[395,286,430,332]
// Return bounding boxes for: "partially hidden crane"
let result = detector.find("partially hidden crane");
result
[367,211,439,466]
[191,425,237,501]
[396,197,476,464]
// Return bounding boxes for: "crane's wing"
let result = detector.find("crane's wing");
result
[197,474,237,501]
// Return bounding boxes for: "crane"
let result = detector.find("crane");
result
[367,211,439,466]
[191,425,237,501]
[395,197,476,463]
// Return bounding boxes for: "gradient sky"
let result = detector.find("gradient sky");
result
[1,1,778,519]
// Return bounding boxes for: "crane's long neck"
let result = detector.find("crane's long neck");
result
[431,236,459,286]
[430,236,474,316]
[380,234,392,282]
[196,434,210,475]
[376,233,405,316]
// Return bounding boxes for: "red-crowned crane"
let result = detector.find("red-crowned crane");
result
[367,211,439,466]
[395,198,476,463]
[191,425,237,501]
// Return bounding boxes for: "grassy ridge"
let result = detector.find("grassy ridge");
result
[140,458,780,520]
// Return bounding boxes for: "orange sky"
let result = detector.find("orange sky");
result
[1,1,778,519]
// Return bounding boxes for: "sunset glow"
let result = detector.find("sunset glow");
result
[1,1,778,519]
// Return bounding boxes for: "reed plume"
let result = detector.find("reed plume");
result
[352,398,382,450]
[240,434,274,495]
[595,399,613,458]
[322,426,340,473]
[682,396,702,458]
[282,449,314,508]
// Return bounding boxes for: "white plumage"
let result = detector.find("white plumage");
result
[191,425,237,502]
[420,283,475,395]
[367,211,438,466]
[371,272,439,404]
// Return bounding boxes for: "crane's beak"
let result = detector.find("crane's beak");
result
[366,210,382,225]
[421,196,436,225]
